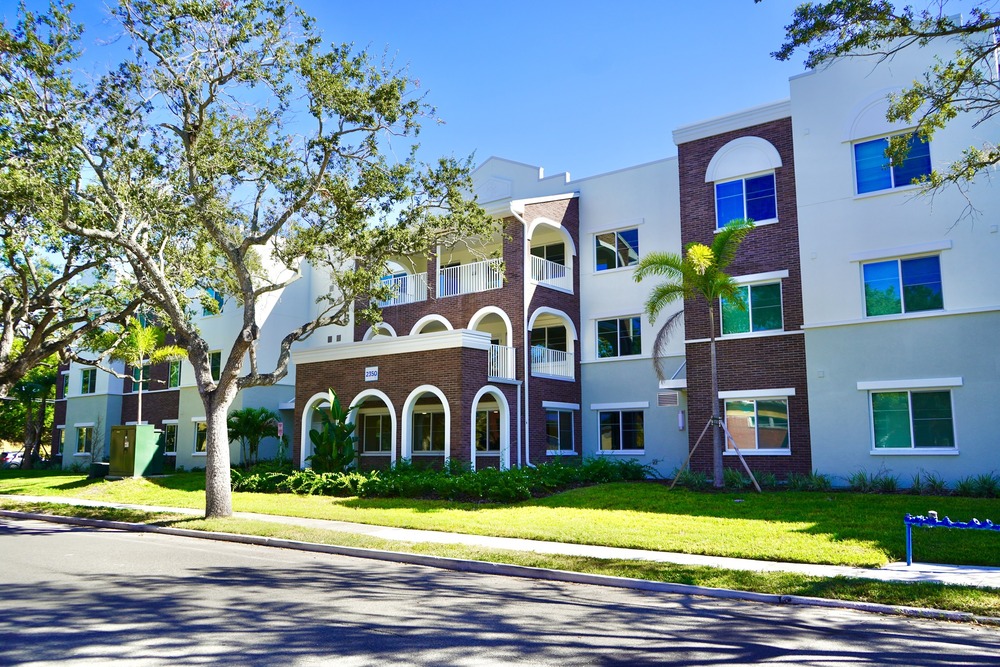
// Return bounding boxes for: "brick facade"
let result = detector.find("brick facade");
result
[677,117,812,477]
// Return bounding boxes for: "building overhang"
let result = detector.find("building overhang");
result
[292,329,493,366]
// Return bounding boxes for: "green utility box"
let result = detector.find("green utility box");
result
[109,425,163,477]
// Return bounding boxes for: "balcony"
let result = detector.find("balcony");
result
[530,255,571,292]
[530,346,574,380]
[378,273,428,308]
[488,344,516,380]
[438,259,503,298]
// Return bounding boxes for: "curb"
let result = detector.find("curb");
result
[3,509,998,626]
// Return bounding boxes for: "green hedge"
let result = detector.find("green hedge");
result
[231,457,652,503]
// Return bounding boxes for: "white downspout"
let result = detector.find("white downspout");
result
[510,205,532,467]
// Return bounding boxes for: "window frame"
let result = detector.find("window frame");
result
[598,410,644,453]
[545,410,575,455]
[209,351,222,382]
[475,405,502,454]
[167,361,182,389]
[163,422,178,456]
[202,287,224,317]
[80,368,96,395]
[76,426,94,455]
[853,132,931,195]
[194,421,207,454]
[714,171,777,229]
[862,254,943,318]
[596,316,642,359]
[722,397,791,454]
[131,364,151,392]
[720,281,784,336]
[361,412,392,454]
[594,227,639,272]
[411,410,446,454]
[869,389,957,452]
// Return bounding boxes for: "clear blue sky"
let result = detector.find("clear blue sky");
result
[17,1,809,179]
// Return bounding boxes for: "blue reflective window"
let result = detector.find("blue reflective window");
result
[863,255,943,317]
[715,174,776,228]
[854,133,930,194]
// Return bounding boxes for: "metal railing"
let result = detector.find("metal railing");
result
[437,259,503,298]
[488,344,515,380]
[377,273,428,307]
[530,346,574,379]
[530,255,571,291]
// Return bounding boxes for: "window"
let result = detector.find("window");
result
[724,399,789,451]
[863,256,943,317]
[194,422,207,453]
[56,428,65,455]
[412,412,445,452]
[168,361,182,389]
[546,410,574,454]
[131,364,150,392]
[595,228,639,271]
[715,173,776,228]
[210,351,222,382]
[721,283,782,334]
[854,133,931,194]
[362,414,392,453]
[597,317,641,358]
[530,325,567,352]
[475,406,501,453]
[599,410,643,451]
[871,390,955,449]
[163,424,178,455]
[530,243,566,265]
[76,426,93,454]
[61,374,69,398]
[202,287,224,316]
[80,368,96,395]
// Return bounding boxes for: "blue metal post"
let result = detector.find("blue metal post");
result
[906,523,912,566]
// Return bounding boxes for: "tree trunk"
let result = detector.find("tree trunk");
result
[203,388,237,518]
[136,381,143,424]
[709,308,723,488]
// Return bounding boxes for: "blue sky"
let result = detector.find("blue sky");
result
[16,1,809,179]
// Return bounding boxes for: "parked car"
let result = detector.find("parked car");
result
[1,451,23,469]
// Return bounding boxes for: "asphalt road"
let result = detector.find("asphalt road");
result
[0,517,997,666]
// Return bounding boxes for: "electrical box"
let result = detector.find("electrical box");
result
[109,425,163,477]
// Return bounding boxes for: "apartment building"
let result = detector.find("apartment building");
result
[52,33,999,484]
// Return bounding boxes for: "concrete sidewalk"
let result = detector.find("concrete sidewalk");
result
[4,494,999,589]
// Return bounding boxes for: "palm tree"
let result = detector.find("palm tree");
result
[227,407,280,468]
[634,219,754,488]
[105,318,186,424]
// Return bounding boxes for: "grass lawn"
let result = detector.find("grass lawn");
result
[2,470,999,568]
[3,499,999,619]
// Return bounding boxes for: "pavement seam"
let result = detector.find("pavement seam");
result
[3,508,997,627]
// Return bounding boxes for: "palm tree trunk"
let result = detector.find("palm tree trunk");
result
[136,381,143,424]
[709,307,723,488]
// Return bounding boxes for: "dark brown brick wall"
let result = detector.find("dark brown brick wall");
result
[677,117,811,477]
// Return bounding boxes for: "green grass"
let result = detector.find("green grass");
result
[4,499,999,619]
[2,470,999,568]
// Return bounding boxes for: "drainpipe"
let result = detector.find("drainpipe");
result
[509,205,532,467]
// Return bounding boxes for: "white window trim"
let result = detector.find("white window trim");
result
[595,315,643,360]
[851,131,931,197]
[542,401,580,410]
[590,217,644,235]
[593,226,640,273]
[866,387,959,452]
[162,422,179,456]
[713,170,779,229]
[719,388,795,399]
[720,395,791,455]
[544,408,576,456]
[73,421,96,428]
[849,240,952,263]
[720,279,785,337]
[730,269,789,284]
[590,401,649,411]
[193,420,207,456]
[857,378,962,391]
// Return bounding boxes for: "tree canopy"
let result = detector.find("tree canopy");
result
[766,0,1000,191]
[1,0,495,517]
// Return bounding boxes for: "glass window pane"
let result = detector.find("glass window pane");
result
[721,286,750,334]
[168,361,181,388]
[597,319,619,358]
[715,180,745,228]
[855,138,892,193]
[595,233,617,271]
[559,412,573,452]
[546,243,566,265]
[745,174,777,221]
[872,392,911,448]
[616,229,640,267]
[195,423,207,452]
[545,411,560,450]
[892,133,932,186]
[599,411,620,450]
[431,413,445,451]
[750,283,782,331]
[911,391,954,447]
[724,400,757,450]
[756,399,789,449]
[475,411,489,452]
[164,424,177,454]
[621,411,644,450]
[619,317,641,356]
[901,256,943,313]
[863,261,902,316]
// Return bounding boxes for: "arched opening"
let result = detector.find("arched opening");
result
[527,218,575,292]
[349,389,397,468]
[469,307,515,380]
[411,314,453,335]
[401,385,451,462]
[362,322,397,341]
[471,386,511,470]
[528,308,578,380]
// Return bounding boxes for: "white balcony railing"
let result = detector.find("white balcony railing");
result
[530,346,574,379]
[530,255,572,291]
[488,344,516,380]
[377,273,428,307]
[437,259,503,298]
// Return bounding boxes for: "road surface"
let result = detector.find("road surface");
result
[0,517,997,665]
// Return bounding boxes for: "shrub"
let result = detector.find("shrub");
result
[723,467,749,490]
[755,471,779,490]
[873,473,899,494]
[973,473,1000,498]
[672,468,708,490]
[921,471,950,496]
[954,476,978,497]
[788,470,832,492]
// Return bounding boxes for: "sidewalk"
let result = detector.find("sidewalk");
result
[4,494,1000,589]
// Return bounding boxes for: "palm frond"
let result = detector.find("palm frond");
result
[634,251,685,281]
[711,218,754,270]
[651,309,684,381]
[644,282,687,322]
